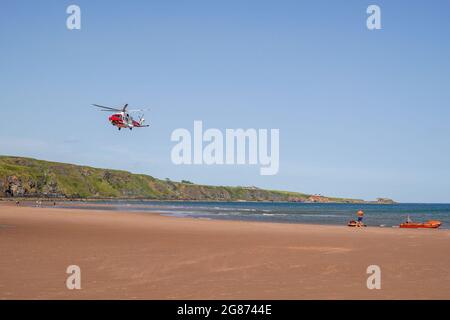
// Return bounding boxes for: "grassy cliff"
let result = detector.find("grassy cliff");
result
[0,156,371,203]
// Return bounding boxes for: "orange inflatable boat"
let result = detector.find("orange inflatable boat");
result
[399,220,442,229]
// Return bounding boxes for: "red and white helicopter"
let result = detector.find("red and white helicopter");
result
[93,104,149,130]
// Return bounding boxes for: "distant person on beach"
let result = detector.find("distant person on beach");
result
[357,210,364,226]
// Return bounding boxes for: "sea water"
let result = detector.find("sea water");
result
[58,201,450,229]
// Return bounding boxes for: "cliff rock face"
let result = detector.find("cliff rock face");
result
[1,174,62,198]
[2,176,25,197]
[0,156,375,203]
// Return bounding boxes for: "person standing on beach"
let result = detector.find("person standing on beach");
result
[357,210,364,226]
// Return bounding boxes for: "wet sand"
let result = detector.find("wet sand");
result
[0,203,449,299]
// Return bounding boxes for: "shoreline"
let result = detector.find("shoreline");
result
[5,200,449,230]
[1,203,449,299]
[5,201,448,232]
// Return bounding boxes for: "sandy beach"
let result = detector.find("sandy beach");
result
[0,202,449,300]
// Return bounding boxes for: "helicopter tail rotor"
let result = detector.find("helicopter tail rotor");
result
[139,115,145,125]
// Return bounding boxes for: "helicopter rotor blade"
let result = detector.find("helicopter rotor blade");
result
[92,104,122,112]
[93,104,150,114]
[127,108,150,113]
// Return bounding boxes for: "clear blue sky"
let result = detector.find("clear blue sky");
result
[1,0,449,203]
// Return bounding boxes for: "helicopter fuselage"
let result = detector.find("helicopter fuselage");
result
[109,112,141,129]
